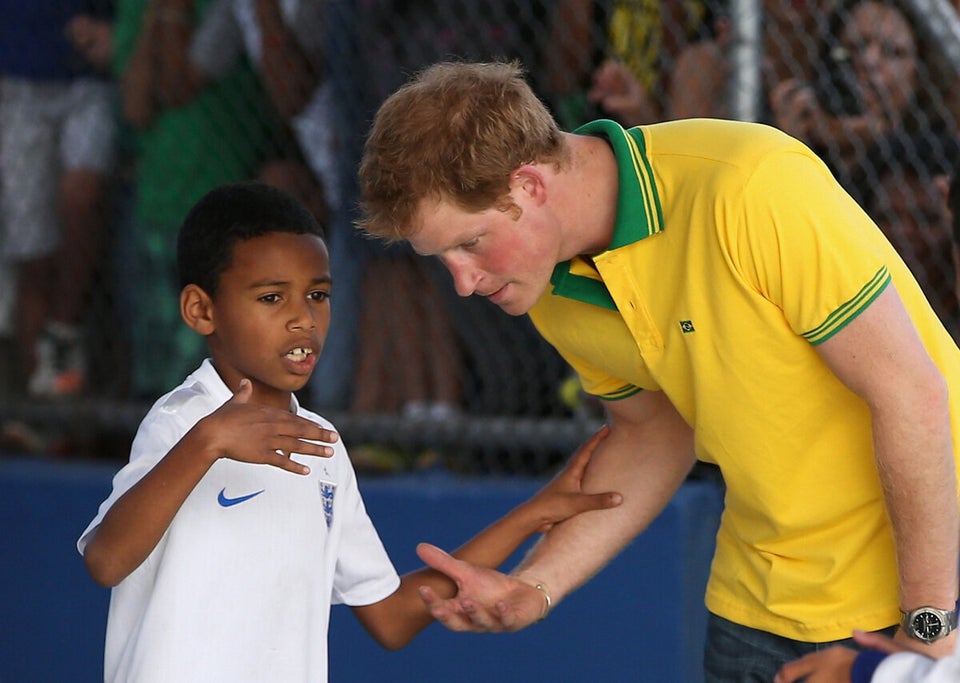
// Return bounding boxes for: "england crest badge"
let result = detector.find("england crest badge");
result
[318,480,337,528]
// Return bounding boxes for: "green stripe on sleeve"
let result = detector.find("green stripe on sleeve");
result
[803,267,891,345]
[599,385,644,401]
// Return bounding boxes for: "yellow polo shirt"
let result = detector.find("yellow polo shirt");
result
[529,118,960,641]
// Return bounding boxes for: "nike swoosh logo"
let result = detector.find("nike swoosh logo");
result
[217,488,265,507]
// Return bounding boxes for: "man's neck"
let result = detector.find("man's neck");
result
[557,133,619,259]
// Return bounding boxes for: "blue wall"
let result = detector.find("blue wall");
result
[0,457,723,683]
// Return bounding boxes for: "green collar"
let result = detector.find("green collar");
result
[548,120,663,309]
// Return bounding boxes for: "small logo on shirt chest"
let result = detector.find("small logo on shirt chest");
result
[217,488,264,507]
[679,320,695,334]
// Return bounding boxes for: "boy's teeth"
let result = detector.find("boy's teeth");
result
[287,348,312,361]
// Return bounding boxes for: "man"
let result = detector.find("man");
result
[357,61,960,680]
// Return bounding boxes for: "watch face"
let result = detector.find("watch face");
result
[913,611,945,640]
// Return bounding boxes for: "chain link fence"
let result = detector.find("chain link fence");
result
[1,0,958,474]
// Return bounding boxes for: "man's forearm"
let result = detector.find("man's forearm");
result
[874,398,959,610]
[513,395,696,601]
[872,383,959,664]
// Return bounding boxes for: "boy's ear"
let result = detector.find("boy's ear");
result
[180,284,215,335]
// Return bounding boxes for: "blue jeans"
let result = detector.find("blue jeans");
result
[703,612,897,682]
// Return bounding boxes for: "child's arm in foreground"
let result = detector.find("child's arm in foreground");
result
[82,380,338,587]
[775,629,960,683]
[352,426,622,649]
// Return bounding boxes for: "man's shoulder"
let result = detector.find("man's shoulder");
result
[644,118,799,156]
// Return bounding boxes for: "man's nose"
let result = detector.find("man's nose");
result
[443,257,480,297]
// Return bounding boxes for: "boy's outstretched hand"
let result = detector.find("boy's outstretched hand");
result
[194,379,338,475]
[523,424,622,532]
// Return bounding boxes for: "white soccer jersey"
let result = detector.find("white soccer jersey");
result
[873,643,960,682]
[77,359,400,683]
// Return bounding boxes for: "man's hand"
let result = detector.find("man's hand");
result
[416,543,546,633]
[194,379,338,475]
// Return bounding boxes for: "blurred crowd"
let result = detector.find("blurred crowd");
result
[2,0,959,468]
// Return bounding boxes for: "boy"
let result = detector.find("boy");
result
[77,181,621,682]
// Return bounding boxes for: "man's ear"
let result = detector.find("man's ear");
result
[180,284,215,335]
[510,164,548,206]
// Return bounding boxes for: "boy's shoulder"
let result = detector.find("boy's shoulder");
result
[152,381,211,416]
[294,404,336,432]
[140,363,226,430]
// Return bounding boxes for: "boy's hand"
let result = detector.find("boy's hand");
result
[773,645,857,682]
[854,629,911,654]
[195,379,338,475]
[774,630,935,683]
[525,425,622,533]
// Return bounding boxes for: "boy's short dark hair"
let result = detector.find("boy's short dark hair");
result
[177,181,325,296]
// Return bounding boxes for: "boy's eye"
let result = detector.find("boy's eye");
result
[309,290,330,302]
[461,237,480,250]
[258,293,281,303]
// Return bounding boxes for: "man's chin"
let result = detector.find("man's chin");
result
[494,298,533,316]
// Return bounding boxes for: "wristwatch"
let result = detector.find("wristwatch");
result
[900,602,960,644]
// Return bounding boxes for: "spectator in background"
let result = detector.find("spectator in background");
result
[0,263,14,397]
[189,0,338,214]
[951,163,960,307]
[544,0,731,130]
[864,131,959,334]
[768,0,958,201]
[188,0,365,411]
[761,0,836,86]
[112,0,282,400]
[546,0,847,131]
[350,248,463,421]
[351,0,570,434]
[0,1,117,397]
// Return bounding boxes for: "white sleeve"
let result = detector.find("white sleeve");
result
[873,643,960,683]
[329,456,400,606]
